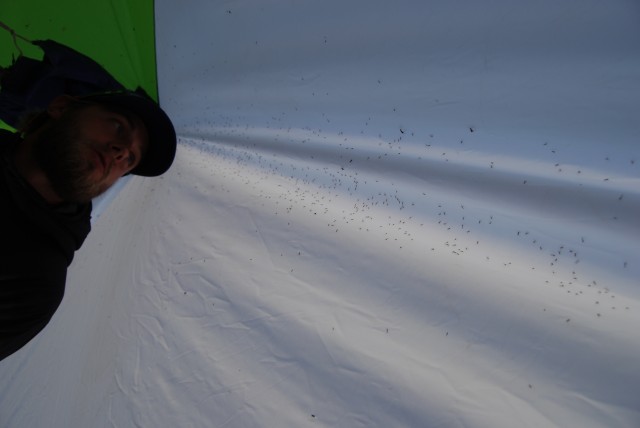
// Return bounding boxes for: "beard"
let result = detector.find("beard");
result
[32,111,106,203]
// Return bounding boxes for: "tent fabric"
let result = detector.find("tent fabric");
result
[1,1,640,427]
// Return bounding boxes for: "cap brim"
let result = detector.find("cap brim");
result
[81,91,176,177]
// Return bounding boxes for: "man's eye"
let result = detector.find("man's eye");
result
[111,119,124,134]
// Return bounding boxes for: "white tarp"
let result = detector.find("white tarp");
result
[1,1,639,427]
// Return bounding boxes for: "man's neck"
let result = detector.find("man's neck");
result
[13,132,64,205]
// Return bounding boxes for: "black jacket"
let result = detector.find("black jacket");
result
[0,129,91,360]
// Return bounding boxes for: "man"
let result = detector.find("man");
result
[0,89,176,360]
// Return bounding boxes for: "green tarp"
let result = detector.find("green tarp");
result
[0,0,158,129]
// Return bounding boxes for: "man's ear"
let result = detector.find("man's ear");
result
[47,95,78,118]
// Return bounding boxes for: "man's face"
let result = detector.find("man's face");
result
[34,101,149,203]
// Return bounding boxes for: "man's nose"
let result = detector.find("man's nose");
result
[110,141,131,163]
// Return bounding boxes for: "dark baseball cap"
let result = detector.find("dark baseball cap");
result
[80,88,177,177]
